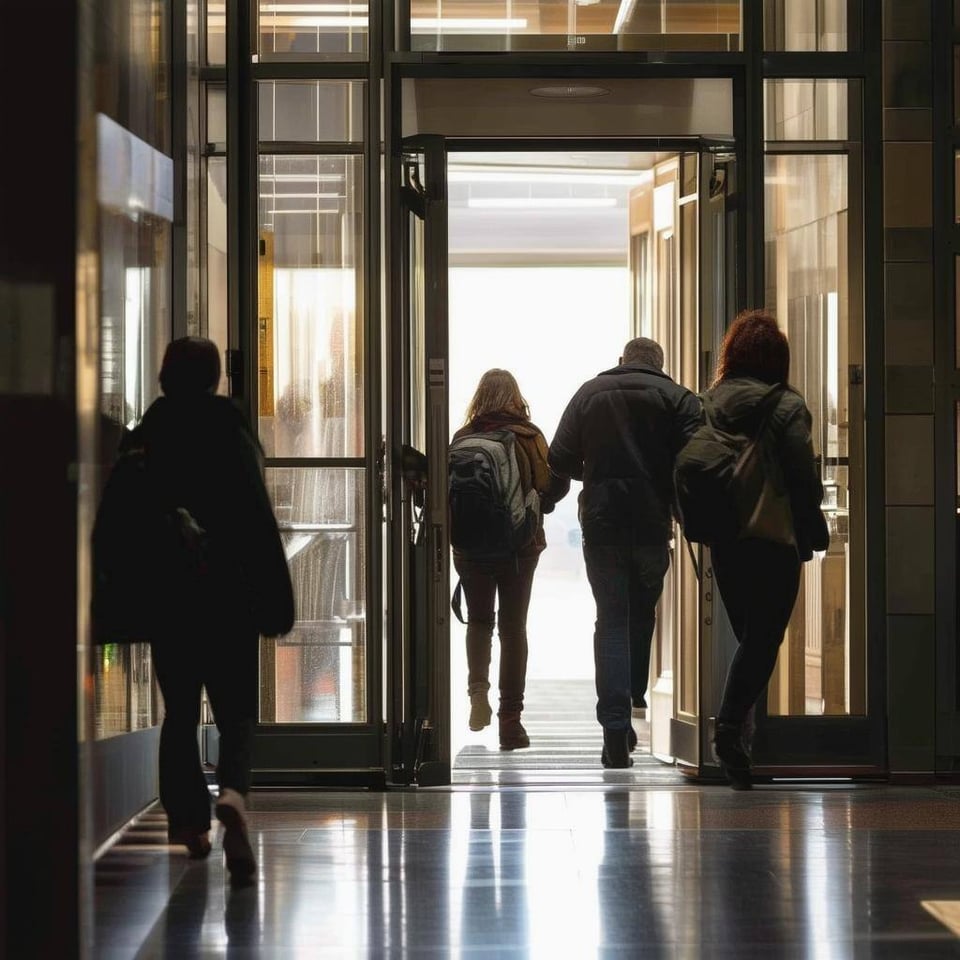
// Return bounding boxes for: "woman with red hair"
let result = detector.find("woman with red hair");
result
[703,310,829,789]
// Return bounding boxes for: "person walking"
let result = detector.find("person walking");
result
[548,338,702,768]
[130,337,294,882]
[450,369,569,750]
[697,310,829,789]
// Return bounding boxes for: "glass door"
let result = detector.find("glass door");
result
[389,136,451,785]
[250,142,378,782]
[629,143,739,774]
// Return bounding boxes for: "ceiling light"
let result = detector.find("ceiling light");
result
[412,17,527,31]
[466,197,618,209]
[529,85,611,99]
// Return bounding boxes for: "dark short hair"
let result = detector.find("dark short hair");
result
[621,337,664,370]
[713,310,789,386]
[159,337,221,397]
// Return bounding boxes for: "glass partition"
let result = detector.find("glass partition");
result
[409,0,740,53]
[764,0,848,51]
[261,468,367,722]
[257,154,365,458]
[763,131,864,717]
[258,0,368,59]
[258,81,364,142]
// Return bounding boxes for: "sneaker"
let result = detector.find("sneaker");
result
[216,788,256,885]
[498,717,530,750]
[468,691,493,732]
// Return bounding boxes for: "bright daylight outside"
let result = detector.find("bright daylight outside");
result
[446,152,657,766]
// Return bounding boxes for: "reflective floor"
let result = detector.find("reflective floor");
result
[94,782,960,958]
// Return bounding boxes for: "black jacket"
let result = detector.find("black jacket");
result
[548,364,703,545]
[135,394,295,637]
[704,377,828,561]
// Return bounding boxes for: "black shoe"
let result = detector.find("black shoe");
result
[714,722,752,790]
[601,729,633,769]
[499,717,530,751]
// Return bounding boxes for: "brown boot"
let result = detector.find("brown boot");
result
[468,682,492,731]
[499,716,530,751]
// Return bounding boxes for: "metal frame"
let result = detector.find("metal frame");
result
[935,3,959,767]
[200,0,892,782]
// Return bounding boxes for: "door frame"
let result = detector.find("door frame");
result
[383,58,886,783]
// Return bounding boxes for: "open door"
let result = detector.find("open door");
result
[628,142,738,775]
[389,136,451,786]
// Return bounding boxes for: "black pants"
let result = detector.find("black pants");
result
[452,554,538,718]
[582,542,670,730]
[712,538,801,727]
[151,618,259,836]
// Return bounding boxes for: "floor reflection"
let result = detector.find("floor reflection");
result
[92,785,960,957]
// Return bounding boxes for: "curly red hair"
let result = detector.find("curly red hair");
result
[713,309,790,387]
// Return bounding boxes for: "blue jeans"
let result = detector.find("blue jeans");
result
[583,542,670,732]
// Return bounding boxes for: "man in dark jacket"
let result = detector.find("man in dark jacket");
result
[129,337,293,884]
[548,337,702,768]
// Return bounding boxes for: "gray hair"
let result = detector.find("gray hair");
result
[621,337,664,370]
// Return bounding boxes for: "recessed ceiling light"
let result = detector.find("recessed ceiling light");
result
[529,85,611,99]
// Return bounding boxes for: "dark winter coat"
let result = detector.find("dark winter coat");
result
[451,412,570,558]
[135,394,295,637]
[702,376,829,561]
[548,363,703,546]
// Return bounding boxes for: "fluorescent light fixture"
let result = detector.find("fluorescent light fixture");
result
[260,3,368,11]
[449,169,650,186]
[259,173,346,182]
[466,197,618,209]
[259,192,343,199]
[268,208,340,214]
[411,17,527,31]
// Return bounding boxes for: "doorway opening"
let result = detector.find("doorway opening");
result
[445,150,688,785]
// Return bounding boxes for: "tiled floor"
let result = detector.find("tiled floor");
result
[94,780,960,957]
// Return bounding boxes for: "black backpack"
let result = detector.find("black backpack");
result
[91,433,210,644]
[674,387,793,547]
[448,428,540,561]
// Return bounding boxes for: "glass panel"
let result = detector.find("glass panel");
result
[258,81,364,142]
[764,0,846,51]
[261,468,367,723]
[257,155,365,457]
[206,157,229,394]
[207,85,227,146]
[764,80,849,141]
[409,0,740,53]
[258,0,368,59]
[410,212,427,454]
[764,152,863,716]
[99,212,171,428]
[94,644,159,739]
[206,0,225,65]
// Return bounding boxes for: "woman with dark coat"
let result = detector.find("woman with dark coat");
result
[132,337,294,882]
[451,369,569,750]
[704,311,829,789]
